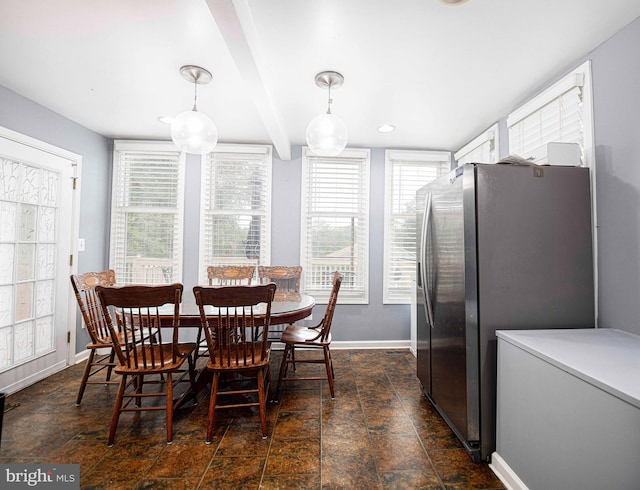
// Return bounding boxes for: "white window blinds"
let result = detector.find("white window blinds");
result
[198,145,272,284]
[454,124,499,165]
[301,148,370,303]
[110,141,184,285]
[383,150,450,304]
[508,64,589,165]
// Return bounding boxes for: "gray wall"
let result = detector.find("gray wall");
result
[589,18,640,335]
[1,14,639,354]
[0,85,112,352]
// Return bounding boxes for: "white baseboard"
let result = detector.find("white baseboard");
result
[489,452,529,490]
[74,341,410,362]
[74,350,90,365]
[270,340,411,351]
[74,347,113,366]
[332,340,411,350]
[1,361,68,395]
[75,341,411,360]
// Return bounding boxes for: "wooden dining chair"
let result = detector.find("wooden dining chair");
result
[257,265,301,292]
[258,265,302,340]
[275,271,342,400]
[95,283,197,446]
[193,283,277,441]
[207,265,255,286]
[194,265,257,363]
[70,270,120,405]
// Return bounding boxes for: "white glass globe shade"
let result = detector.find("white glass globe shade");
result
[170,110,218,154]
[306,113,348,157]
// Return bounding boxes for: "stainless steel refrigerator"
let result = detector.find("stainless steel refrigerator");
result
[416,163,595,462]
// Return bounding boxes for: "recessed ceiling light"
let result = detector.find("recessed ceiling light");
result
[377,124,395,133]
[158,115,173,124]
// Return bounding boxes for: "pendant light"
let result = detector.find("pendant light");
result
[306,71,348,157]
[170,65,218,155]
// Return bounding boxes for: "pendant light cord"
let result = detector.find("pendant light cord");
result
[192,80,199,112]
[326,82,333,115]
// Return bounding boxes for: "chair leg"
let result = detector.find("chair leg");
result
[194,327,202,362]
[108,374,127,446]
[135,375,143,407]
[165,373,173,444]
[206,373,220,444]
[275,344,291,401]
[291,345,296,371]
[328,349,336,379]
[323,347,335,399]
[187,354,198,404]
[194,327,208,364]
[106,348,116,381]
[257,368,268,439]
[265,363,272,397]
[76,349,96,405]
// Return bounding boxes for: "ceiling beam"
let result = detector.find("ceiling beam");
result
[206,0,291,160]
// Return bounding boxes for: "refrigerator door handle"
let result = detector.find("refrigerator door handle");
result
[421,193,435,329]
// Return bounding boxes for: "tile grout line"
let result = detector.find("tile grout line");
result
[383,353,447,489]
[257,355,284,489]
[350,351,386,489]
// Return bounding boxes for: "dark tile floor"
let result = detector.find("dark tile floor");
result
[0,349,505,489]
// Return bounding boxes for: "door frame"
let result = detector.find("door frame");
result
[0,125,82,393]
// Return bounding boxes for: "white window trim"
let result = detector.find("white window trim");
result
[197,143,272,285]
[507,72,585,128]
[454,123,500,164]
[110,140,185,284]
[300,147,370,304]
[383,149,451,304]
[507,61,593,167]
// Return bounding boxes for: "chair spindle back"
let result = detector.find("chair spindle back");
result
[70,270,116,344]
[193,284,277,368]
[96,283,183,369]
[207,265,255,286]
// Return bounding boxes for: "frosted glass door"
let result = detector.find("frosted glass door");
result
[0,129,78,393]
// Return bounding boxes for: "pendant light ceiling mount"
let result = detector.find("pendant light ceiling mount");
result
[314,70,344,91]
[180,65,212,86]
[306,70,348,157]
[170,64,218,155]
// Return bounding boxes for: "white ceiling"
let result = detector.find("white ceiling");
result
[1,0,639,160]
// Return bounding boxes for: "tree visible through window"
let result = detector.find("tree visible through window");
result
[110,141,184,285]
[198,145,272,284]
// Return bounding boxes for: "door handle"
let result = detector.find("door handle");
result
[420,193,435,328]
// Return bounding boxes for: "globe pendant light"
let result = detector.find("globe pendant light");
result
[306,71,348,157]
[171,65,218,155]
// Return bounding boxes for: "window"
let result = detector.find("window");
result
[454,123,499,165]
[507,61,594,167]
[198,144,272,284]
[383,150,450,304]
[110,141,184,285]
[301,148,370,303]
